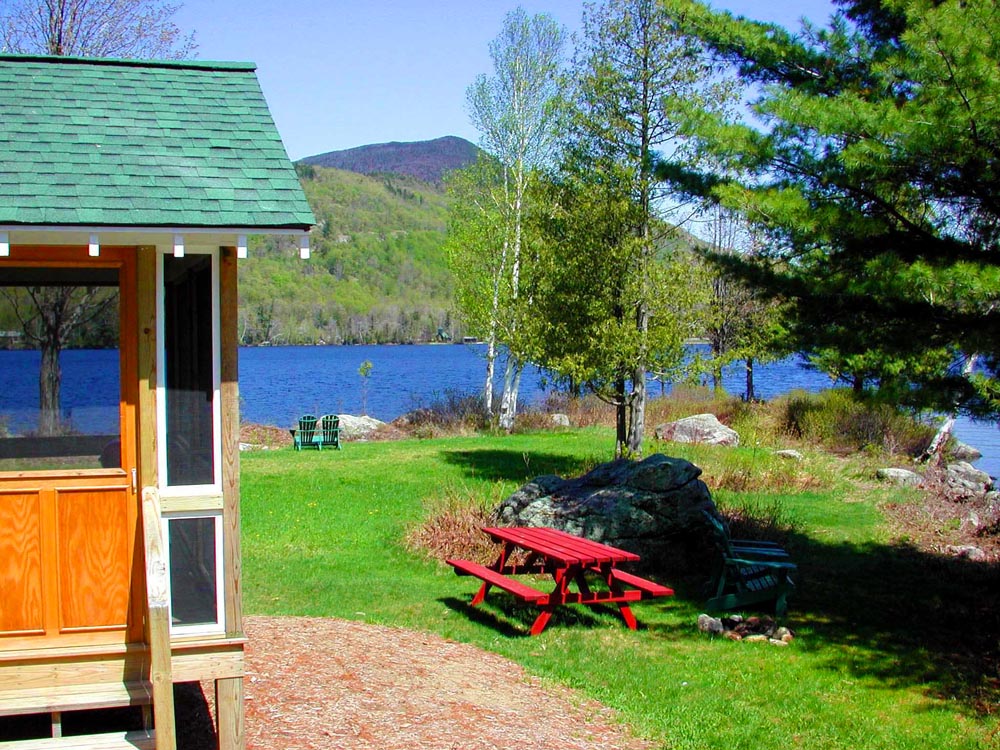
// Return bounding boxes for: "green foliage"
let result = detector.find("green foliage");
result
[518,0,723,455]
[660,0,1000,416]
[239,166,456,344]
[778,388,936,456]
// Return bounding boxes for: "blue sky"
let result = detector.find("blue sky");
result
[175,1,840,161]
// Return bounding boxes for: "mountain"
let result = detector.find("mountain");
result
[299,136,480,183]
[239,164,459,345]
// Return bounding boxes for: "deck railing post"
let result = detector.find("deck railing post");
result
[142,486,176,750]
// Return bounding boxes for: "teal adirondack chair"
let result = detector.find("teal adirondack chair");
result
[293,414,318,450]
[317,414,342,450]
[702,510,797,617]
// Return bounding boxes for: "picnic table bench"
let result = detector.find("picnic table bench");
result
[447,526,673,635]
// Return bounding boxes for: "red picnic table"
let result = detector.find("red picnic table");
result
[447,526,674,635]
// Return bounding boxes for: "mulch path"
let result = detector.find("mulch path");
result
[180,616,653,750]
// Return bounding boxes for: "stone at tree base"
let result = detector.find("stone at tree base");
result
[945,461,993,492]
[492,453,717,571]
[876,467,923,487]
[550,413,571,427]
[654,413,740,447]
[952,441,982,461]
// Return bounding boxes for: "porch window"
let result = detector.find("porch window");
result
[164,513,223,632]
[162,254,217,487]
[0,267,121,472]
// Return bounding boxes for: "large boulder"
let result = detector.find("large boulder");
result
[336,414,386,440]
[654,413,740,447]
[945,461,993,493]
[493,454,717,571]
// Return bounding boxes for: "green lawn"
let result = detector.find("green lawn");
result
[241,429,999,749]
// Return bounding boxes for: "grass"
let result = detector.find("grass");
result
[241,428,999,749]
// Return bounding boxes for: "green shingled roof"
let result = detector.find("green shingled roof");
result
[0,55,314,230]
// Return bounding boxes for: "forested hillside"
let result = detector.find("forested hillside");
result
[299,136,479,183]
[239,165,460,345]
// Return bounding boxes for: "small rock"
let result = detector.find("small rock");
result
[744,634,768,643]
[775,449,803,461]
[774,626,792,640]
[876,468,923,487]
[944,544,987,561]
[697,614,724,635]
[550,413,571,428]
[724,631,743,641]
[769,638,789,647]
[952,441,982,461]
[781,633,794,643]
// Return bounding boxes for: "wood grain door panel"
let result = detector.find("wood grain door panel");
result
[56,487,132,632]
[0,490,44,636]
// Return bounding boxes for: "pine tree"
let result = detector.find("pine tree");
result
[660,0,1000,415]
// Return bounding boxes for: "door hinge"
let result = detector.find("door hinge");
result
[131,468,138,493]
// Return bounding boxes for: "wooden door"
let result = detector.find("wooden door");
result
[0,246,142,649]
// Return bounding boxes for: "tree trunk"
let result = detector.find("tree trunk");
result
[745,357,755,401]
[627,362,645,457]
[920,354,978,465]
[498,356,522,431]
[615,376,628,458]
[38,339,62,435]
[483,336,497,417]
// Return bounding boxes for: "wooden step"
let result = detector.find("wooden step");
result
[0,730,155,750]
[0,681,152,717]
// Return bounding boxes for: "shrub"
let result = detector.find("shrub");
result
[776,388,935,458]
[398,390,489,437]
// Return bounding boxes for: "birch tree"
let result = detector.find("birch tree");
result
[462,7,565,429]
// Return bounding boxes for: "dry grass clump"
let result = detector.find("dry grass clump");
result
[405,485,504,564]
[705,462,825,494]
[239,422,293,449]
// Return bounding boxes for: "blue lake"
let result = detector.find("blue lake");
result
[2,344,998,477]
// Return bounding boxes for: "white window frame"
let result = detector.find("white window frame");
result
[155,246,222,496]
[162,510,225,636]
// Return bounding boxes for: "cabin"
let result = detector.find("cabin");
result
[0,55,314,749]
